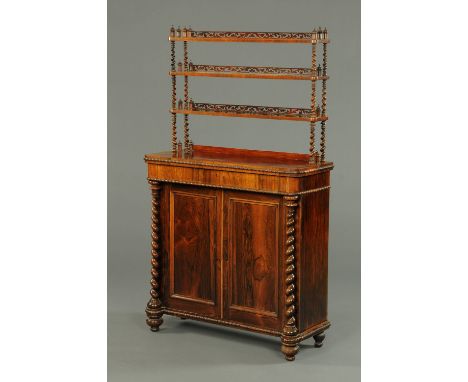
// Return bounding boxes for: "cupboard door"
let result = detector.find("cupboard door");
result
[166,185,221,317]
[223,191,282,331]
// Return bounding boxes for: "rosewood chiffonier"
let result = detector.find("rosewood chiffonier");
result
[144,27,333,361]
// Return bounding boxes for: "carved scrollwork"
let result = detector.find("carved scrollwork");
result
[170,29,330,42]
[192,103,313,118]
[192,64,313,75]
[191,31,313,40]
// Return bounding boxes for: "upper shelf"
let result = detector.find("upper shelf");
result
[170,64,329,81]
[169,30,330,44]
[171,102,328,122]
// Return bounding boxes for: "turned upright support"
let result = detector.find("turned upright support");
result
[320,39,328,163]
[145,181,164,331]
[183,40,190,152]
[170,28,177,156]
[281,195,300,361]
[309,29,317,163]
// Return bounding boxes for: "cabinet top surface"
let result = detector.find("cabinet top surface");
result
[145,145,333,176]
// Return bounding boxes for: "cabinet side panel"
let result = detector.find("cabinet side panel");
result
[299,187,330,331]
[160,185,170,307]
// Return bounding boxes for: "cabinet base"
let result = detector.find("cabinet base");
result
[159,307,330,360]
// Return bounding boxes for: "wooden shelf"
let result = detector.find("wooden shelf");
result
[169,31,329,44]
[171,103,327,122]
[145,145,333,173]
[170,65,329,81]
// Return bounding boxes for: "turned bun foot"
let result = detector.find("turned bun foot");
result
[313,332,326,348]
[146,316,163,332]
[281,343,299,361]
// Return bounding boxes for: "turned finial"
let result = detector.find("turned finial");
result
[170,25,175,37]
[176,26,181,37]
[317,27,322,40]
[177,140,182,156]
[314,152,320,164]
[323,28,328,39]
[182,26,187,37]
[188,139,194,155]
[187,26,192,37]
[312,28,317,41]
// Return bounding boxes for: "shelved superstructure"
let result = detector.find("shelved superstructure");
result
[168,27,329,164]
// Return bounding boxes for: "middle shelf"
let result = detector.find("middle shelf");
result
[171,102,328,122]
[170,64,329,81]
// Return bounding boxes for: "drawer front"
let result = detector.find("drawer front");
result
[147,162,303,194]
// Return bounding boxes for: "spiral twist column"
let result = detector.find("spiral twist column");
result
[170,41,177,155]
[320,42,328,163]
[183,41,190,152]
[309,41,317,163]
[145,181,164,331]
[281,195,299,361]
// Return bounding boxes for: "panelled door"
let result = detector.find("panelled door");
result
[222,191,283,331]
[165,184,221,317]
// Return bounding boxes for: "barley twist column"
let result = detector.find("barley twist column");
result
[320,42,328,163]
[281,195,299,361]
[145,181,164,331]
[170,40,177,155]
[310,39,317,163]
[183,41,190,151]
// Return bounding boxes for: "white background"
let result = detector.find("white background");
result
[1,0,467,381]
